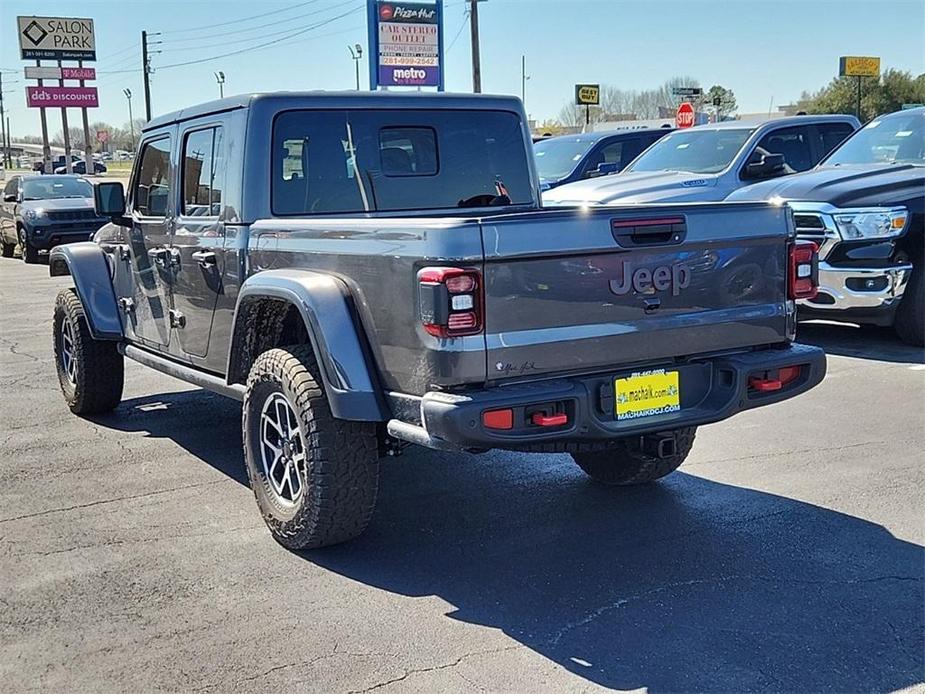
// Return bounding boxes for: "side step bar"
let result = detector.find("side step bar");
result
[119,344,245,402]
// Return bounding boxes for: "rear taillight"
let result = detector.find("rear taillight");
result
[419,267,483,337]
[789,241,819,300]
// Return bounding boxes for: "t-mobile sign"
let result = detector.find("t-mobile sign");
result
[377,2,439,87]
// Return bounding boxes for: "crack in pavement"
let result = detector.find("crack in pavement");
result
[347,645,523,693]
[0,479,233,524]
[548,574,923,646]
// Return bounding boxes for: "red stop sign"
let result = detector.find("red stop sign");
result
[676,102,695,128]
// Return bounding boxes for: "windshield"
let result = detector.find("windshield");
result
[823,111,924,166]
[23,177,93,200]
[627,128,754,174]
[533,137,594,180]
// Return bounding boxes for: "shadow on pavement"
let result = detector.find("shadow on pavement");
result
[798,320,924,364]
[97,389,924,693]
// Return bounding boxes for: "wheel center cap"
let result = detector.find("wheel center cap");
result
[282,441,293,458]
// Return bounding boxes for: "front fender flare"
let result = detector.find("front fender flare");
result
[228,270,387,422]
[49,242,123,340]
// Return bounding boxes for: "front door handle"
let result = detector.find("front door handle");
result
[191,250,217,268]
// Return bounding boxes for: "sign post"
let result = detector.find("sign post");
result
[368,1,444,90]
[18,16,96,174]
[839,56,880,120]
[574,84,600,127]
[676,102,695,129]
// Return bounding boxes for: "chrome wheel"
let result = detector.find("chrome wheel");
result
[60,318,77,386]
[259,392,306,506]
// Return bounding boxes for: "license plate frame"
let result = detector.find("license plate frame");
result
[614,369,681,421]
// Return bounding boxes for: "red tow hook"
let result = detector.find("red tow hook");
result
[531,412,568,427]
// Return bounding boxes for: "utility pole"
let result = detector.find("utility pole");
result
[0,71,8,169]
[214,71,225,98]
[142,30,152,121]
[469,0,482,93]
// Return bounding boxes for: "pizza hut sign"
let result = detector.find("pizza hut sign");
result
[377,2,440,87]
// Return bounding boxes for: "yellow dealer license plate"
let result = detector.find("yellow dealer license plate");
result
[614,369,681,421]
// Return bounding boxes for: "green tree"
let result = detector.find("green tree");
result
[707,85,737,119]
[796,69,925,121]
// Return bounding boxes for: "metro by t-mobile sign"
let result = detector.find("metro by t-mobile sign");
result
[368,0,444,90]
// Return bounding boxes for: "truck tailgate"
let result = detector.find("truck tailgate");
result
[481,202,792,379]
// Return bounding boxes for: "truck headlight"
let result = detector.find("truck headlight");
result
[833,208,907,240]
[23,208,46,222]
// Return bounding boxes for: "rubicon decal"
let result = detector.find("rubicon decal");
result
[609,261,691,297]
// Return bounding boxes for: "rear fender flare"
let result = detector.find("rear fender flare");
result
[48,242,123,340]
[228,270,387,422]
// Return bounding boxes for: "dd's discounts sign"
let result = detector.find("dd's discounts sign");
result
[377,2,439,87]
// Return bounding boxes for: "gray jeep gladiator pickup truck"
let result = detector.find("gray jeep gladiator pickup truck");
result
[49,92,826,549]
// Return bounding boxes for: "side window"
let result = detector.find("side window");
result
[181,127,224,216]
[272,111,363,215]
[3,178,17,198]
[754,126,813,172]
[379,127,438,176]
[134,138,172,217]
[817,124,854,159]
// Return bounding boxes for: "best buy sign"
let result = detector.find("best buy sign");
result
[575,84,600,106]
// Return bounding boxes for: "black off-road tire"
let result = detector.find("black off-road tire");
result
[1,239,14,258]
[894,259,924,347]
[242,346,379,550]
[53,288,124,414]
[571,427,697,485]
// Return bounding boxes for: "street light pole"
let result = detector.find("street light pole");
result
[348,44,363,90]
[215,71,225,98]
[521,54,530,106]
[123,89,135,153]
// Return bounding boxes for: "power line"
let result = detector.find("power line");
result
[446,12,469,52]
[158,0,344,45]
[158,17,342,53]
[157,0,319,34]
[153,4,364,71]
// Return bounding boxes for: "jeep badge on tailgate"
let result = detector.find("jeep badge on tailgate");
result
[609,261,692,297]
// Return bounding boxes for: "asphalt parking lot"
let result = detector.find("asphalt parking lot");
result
[0,256,922,693]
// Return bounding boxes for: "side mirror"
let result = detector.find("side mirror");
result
[94,181,130,226]
[3,193,17,203]
[745,152,786,179]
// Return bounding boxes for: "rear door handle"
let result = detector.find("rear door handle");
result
[147,247,169,266]
[191,250,217,267]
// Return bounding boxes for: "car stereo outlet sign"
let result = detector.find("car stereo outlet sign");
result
[377,2,439,87]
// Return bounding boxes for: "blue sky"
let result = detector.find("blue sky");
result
[2,0,922,138]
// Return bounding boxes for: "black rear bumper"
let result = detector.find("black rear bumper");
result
[386,343,826,452]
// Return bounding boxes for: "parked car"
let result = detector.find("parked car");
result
[54,159,107,175]
[0,174,108,263]
[543,115,859,206]
[729,107,924,345]
[534,128,673,190]
[50,92,825,549]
